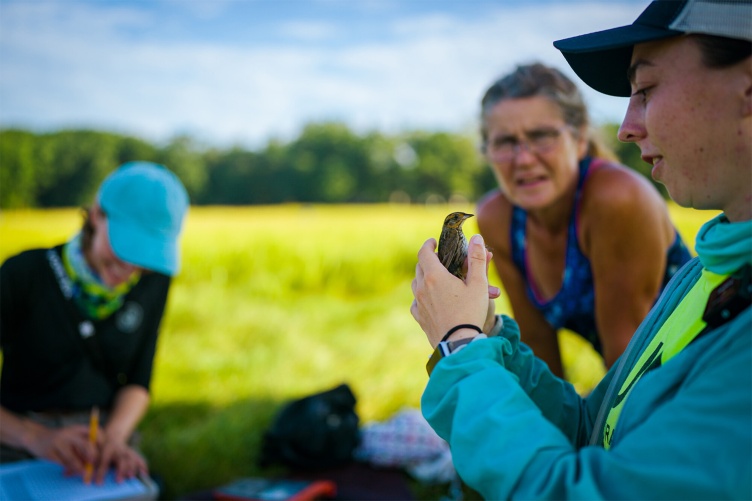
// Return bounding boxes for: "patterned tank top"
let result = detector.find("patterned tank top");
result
[510,156,693,354]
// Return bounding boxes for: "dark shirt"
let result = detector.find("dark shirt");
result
[0,245,170,413]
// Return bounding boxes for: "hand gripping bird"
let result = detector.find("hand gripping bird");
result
[437,211,474,280]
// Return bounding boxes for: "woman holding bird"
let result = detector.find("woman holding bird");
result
[411,0,751,497]
[474,62,691,375]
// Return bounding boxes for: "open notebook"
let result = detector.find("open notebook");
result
[0,459,158,500]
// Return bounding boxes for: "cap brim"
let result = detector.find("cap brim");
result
[108,217,180,276]
[554,24,682,97]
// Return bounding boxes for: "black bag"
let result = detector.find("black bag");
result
[259,383,360,470]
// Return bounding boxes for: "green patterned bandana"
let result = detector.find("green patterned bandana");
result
[62,232,140,320]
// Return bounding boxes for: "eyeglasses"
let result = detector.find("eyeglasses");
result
[487,126,568,161]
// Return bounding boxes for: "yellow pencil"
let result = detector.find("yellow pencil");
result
[84,406,99,485]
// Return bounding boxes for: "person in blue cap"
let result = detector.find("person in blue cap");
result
[411,0,751,498]
[0,162,188,485]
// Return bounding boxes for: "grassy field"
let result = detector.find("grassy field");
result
[0,203,717,499]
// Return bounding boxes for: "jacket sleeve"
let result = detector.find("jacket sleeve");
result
[421,311,752,500]
[484,315,609,442]
[421,315,595,498]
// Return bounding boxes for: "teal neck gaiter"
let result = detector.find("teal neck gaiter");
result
[694,214,752,275]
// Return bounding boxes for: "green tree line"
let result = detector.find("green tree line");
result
[0,122,655,208]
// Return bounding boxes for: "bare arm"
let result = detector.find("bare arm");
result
[94,385,150,483]
[0,406,94,475]
[477,193,564,377]
[582,167,673,368]
[105,385,149,445]
[495,256,564,376]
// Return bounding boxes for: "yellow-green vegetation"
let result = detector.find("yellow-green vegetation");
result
[0,203,717,499]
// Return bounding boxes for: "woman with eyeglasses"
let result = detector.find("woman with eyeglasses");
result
[475,63,692,377]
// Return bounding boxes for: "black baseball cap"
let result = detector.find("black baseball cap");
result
[554,0,752,97]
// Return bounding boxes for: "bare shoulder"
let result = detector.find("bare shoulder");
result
[476,189,513,256]
[579,160,674,249]
[582,161,670,218]
[476,189,507,219]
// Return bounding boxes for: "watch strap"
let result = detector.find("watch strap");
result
[426,337,475,376]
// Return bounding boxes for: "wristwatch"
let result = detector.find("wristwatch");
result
[426,336,476,376]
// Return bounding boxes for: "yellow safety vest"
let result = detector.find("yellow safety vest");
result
[602,269,729,450]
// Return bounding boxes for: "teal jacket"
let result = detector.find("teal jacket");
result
[422,215,751,499]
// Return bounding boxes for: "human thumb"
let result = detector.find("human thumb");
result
[466,234,488,284]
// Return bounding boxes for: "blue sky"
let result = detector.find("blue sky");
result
[0,0,650,148]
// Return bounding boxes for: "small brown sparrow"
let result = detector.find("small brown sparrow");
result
[437,211,474,280]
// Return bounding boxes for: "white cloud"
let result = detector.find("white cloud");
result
[0,0,648,147]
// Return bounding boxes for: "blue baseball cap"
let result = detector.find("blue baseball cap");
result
[97,161,189,276]
[554,0,752,97]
